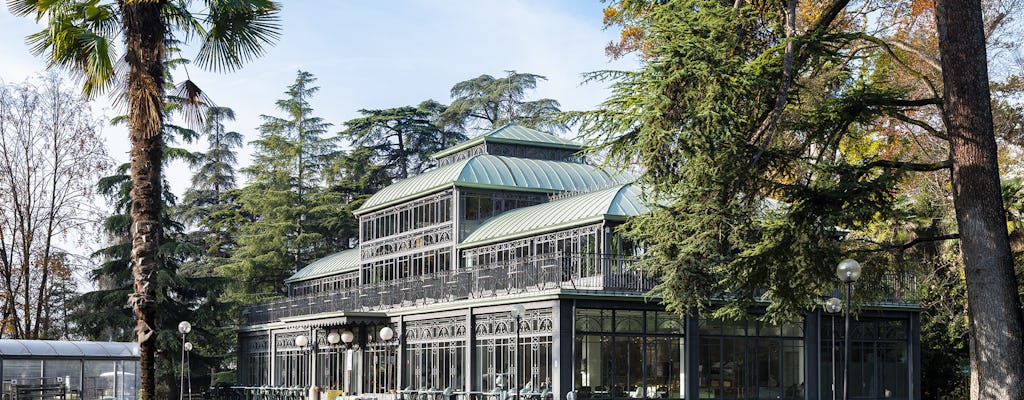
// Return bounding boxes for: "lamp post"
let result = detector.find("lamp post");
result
[327,332,342,389]
[379,327,395,394]
[825,297,843,400]
[178,321,191,400]
[510,305,526,400]
[340,330,355,395]
[836,259,862,400]
[295,334,313,387]
[184,342,193,400]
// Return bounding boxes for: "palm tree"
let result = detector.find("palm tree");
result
[8,1,280,399]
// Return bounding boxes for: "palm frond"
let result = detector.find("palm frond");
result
[169,79,215,130]
[194,0,281,72]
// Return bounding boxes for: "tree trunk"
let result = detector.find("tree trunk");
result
[934,1,1024,399]
[122,3,167,400]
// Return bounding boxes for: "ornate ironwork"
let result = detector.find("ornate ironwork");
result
[436,144,487,167]
[241,333,270,353]
[360,224,454,261]
[274,331,308,350]
[475,308,552,339]
[405,316,468,344]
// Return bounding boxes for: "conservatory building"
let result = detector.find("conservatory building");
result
[236,124,921,400]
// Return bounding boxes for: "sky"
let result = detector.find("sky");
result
[0,1,641,285]
[0,1,640,195]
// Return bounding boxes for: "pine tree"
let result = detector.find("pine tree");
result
[343,100,466,180]
[440,71,563,133]
[221,71,336,302]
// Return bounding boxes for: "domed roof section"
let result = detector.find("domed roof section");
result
[356,155,621,214]
[0,339,138,357]
[285,249,360,283]
[460,184,649,247]
[431,123,582,159]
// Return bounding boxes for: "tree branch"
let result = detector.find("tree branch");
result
[887,39,942,73]
[893,112,949,141]
[864,159,952,171]
[858,34,943,107]
[896,233,960,251]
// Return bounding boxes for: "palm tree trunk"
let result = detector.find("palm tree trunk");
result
[935,1,1024,399]
[122,2,167,400]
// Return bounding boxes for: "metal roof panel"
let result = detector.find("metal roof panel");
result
[461,184,649,246]
[357,155,620,214]
[286,249,360,283]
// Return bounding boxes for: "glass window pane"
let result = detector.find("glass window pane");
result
[44,360,82,394]
[3,359,42,384]
[615,311,643,334]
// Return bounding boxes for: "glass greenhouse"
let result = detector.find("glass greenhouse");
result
[0,339,139,400]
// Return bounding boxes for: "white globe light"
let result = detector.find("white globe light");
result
[826,297,843,313]
[836,258,862,283]
[178,321,192,334]
[511,304,526,318]
[379,326,395,341]
[327,332,341,345]
[340,330,355,344]
[294,334,309,348]
[184,342,193,352]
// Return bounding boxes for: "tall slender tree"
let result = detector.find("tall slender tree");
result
[222,71,336,302]
[9,2,280,398]
[934,1,1024,397]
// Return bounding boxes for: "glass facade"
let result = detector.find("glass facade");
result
[0,358,138,400]
[574,309,685,399]
[821,318,909,399]
[474,309,554,395]
[404,317,467,391]
[697,318,804,400]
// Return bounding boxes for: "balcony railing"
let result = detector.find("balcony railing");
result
[242,253,652,325]
[241,253,919,326]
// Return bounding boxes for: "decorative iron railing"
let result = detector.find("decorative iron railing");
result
[241,253,651,325]
[241,253,919,325]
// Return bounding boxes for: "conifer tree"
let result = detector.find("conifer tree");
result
[343,100,466,180]
[440,71,563,133]
[221,71,337,302]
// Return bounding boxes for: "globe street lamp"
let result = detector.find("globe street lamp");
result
[327,332,341,389]
[510,305,526,400]
[378,327,396,394]
[184,342,193,400]
[836,259,862,400]
[178,321,191,400]
[340,330,355,395]
[825,297,843,400]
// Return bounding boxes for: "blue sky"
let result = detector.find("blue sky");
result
[1,1,640,197]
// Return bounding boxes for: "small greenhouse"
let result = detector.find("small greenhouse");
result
[0,339,140,400]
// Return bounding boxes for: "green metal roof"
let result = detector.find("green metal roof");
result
[285,249,360,283]
[356,155,621,214]
[460,184,649,247]
[431,123,582,159]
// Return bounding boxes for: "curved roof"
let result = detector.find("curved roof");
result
[431,123,582,159]
[0,340,139,358]
[286,249,360,283]
[356,155,620,214]
[461,184,649,247]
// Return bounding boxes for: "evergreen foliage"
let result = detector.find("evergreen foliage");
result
[440,71,564,133]
[570,0,922,321]
[220,71,338,302]
[343,100,467,180]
